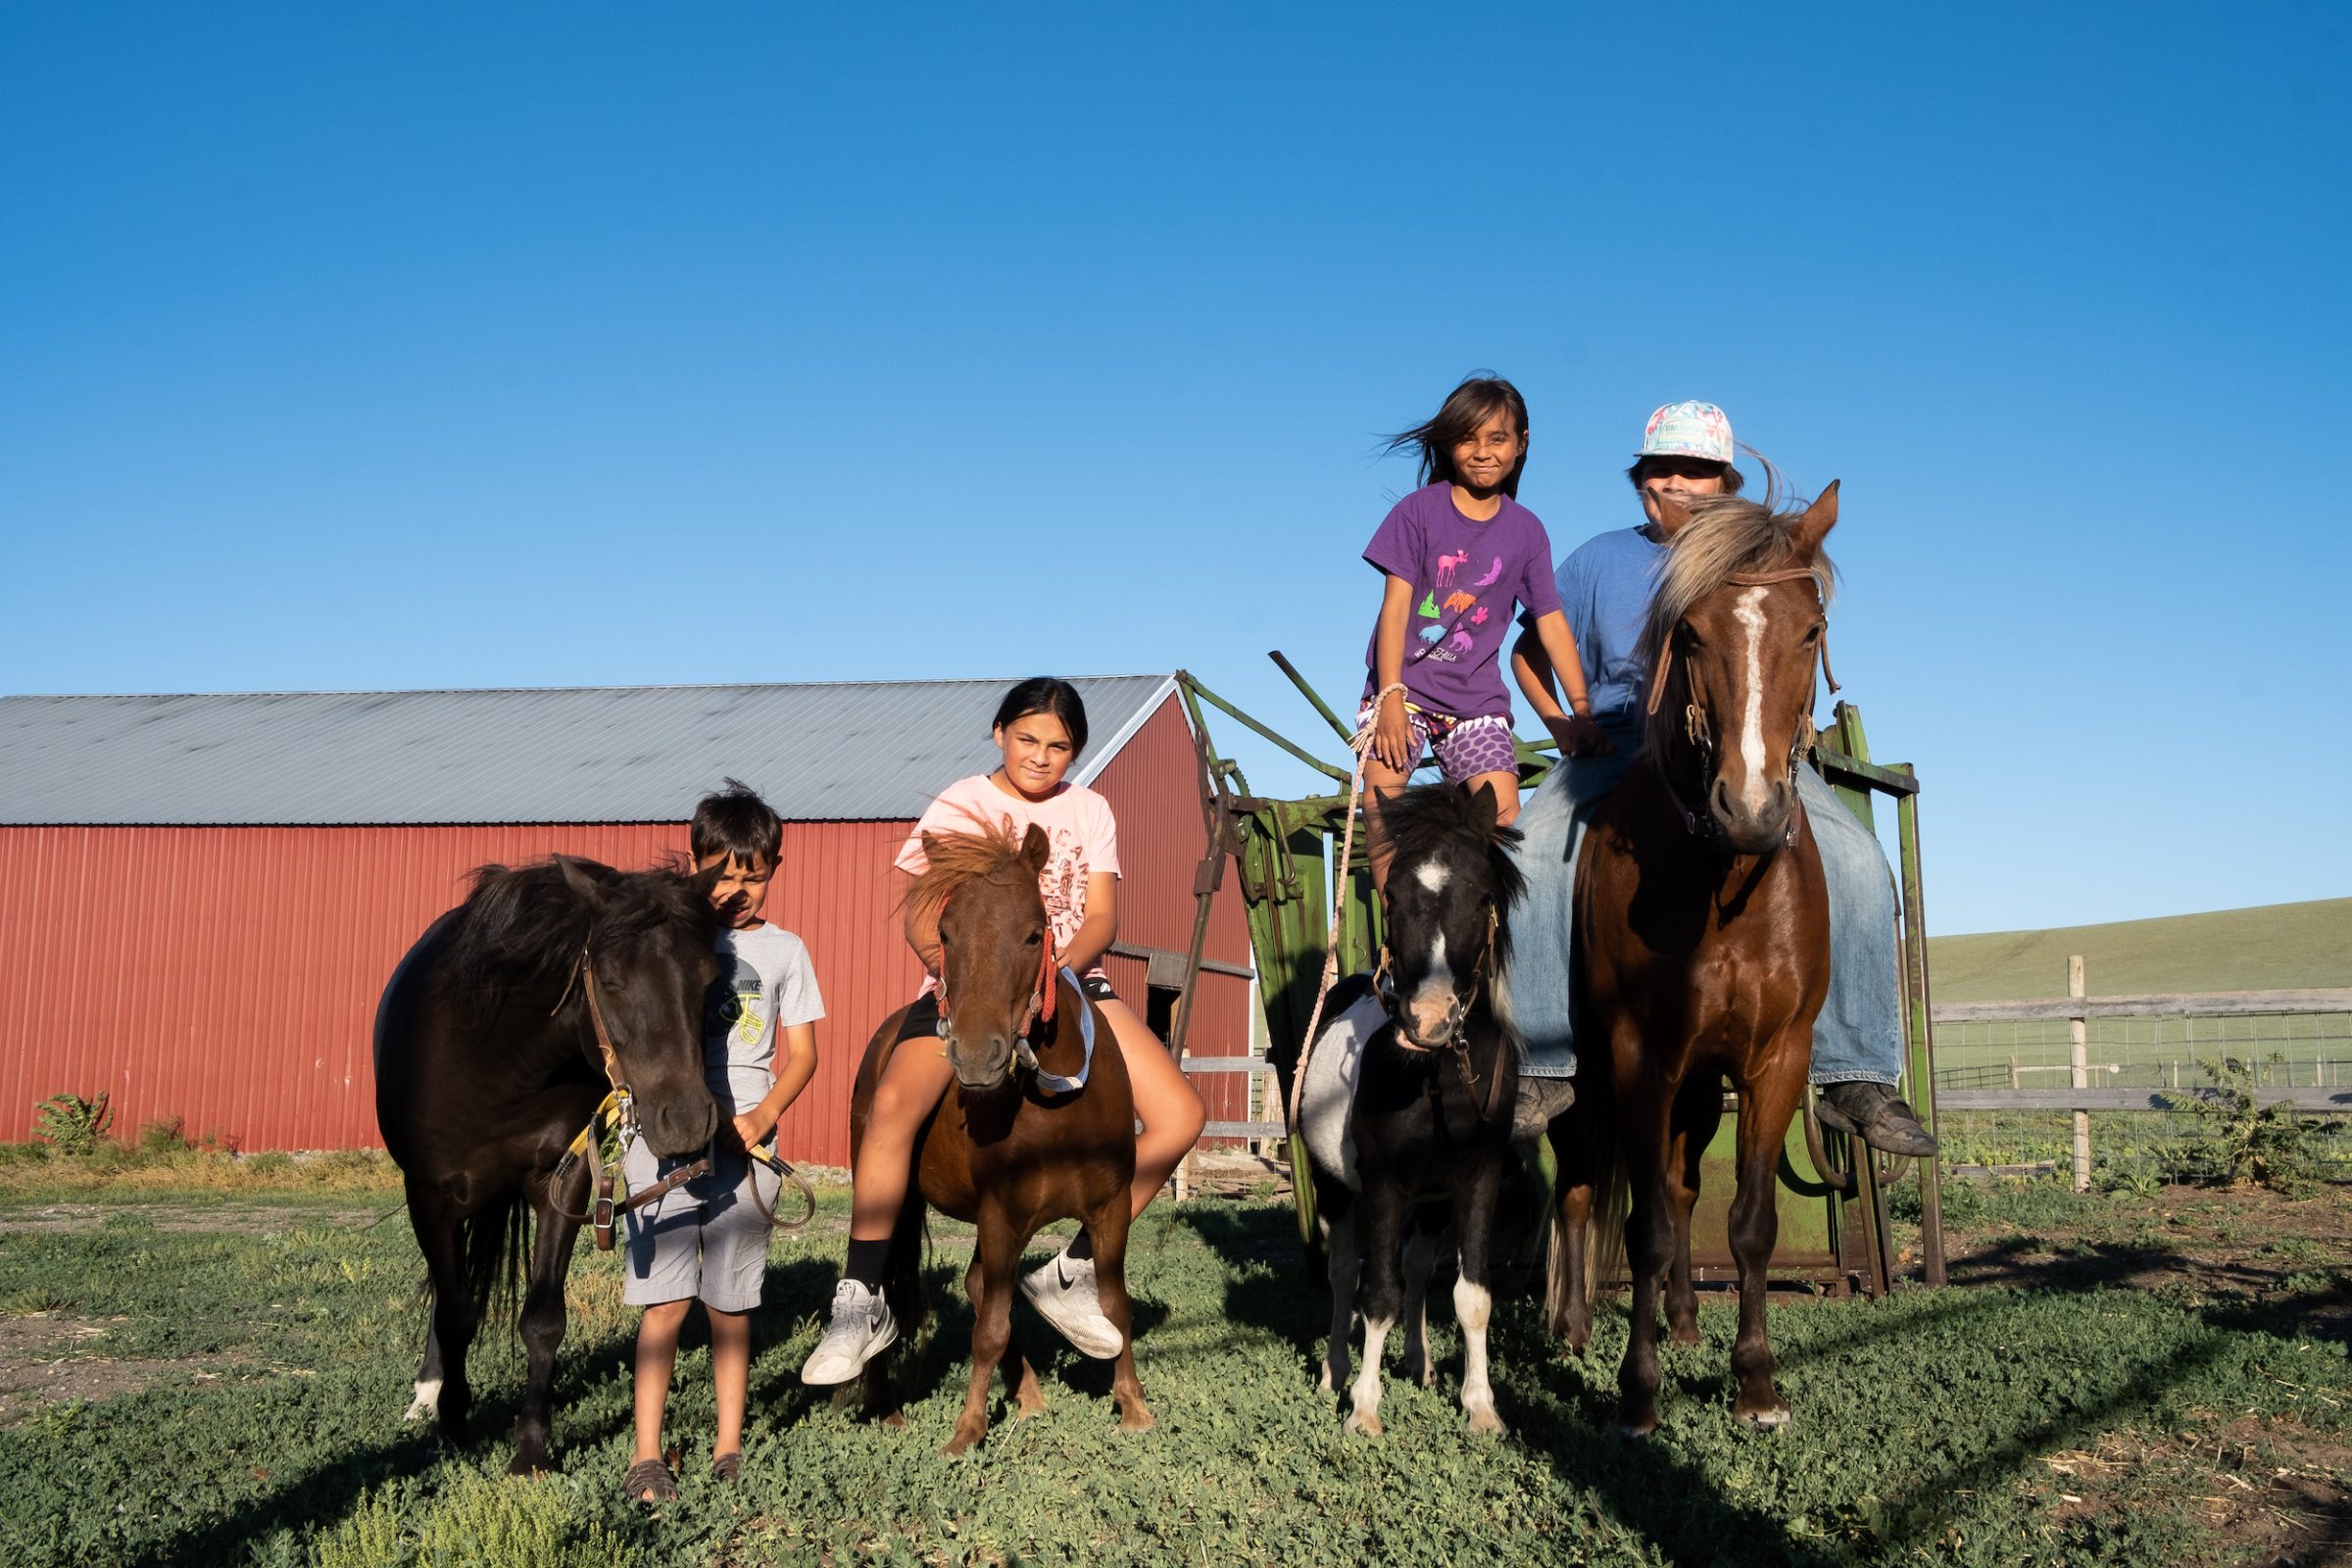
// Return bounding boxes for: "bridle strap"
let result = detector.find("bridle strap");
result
[1643,566,1838,719]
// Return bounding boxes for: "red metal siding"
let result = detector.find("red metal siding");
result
[0,695,1262,1159]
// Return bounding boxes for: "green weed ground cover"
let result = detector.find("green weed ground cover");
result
[0,1187,2345,1568]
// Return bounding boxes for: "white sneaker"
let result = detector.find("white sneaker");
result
[1020,1249,1125,1360]
[799,1279,898,1386]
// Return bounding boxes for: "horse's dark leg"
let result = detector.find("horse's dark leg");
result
[412,1189,479,1443]
[1549,1113,1595,1353]
[1451,1151,1507,1436]
[1319,1200,1358,1394]
[1396,1218,1443,1389]
[1664,1077,1724,1348]
[969,1250,1043,1421]
[404,1323,446,1424]
[1728,1062,1802,1429]
[1086,1198,1154,1434]
[1617,1079,1675,1437]
[946,1205,1019,1455]
[508,1186,583,1475]
[1344,1173,1405,1437]
[857,1188,927,1430]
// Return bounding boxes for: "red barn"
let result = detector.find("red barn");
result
[0,676,1257,1165]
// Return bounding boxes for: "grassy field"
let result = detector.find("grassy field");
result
[0,1163,2347,1567]
[1927,897,2352,1002]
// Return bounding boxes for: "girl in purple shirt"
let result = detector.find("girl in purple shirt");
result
[1358,376,1608,887]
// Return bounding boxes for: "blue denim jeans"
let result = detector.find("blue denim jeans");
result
[1498,740,1903,1087]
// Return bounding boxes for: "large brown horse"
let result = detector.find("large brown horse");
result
[848,820,1152,1454]
[1550,483,1840,1436]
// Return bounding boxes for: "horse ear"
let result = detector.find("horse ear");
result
[1652,490,1694,537]
[920,831,948,864]
[1792,479,1839,555]
[557,856,605,909]
[1468,780,1499,839]
[1020,823,1052,873]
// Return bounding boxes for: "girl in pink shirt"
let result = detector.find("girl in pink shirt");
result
[800,678,1206,1382]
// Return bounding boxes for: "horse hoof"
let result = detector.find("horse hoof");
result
[1416,1365,1437,1389]
[1119,1407,1156,1435]
[1669,1325,1703,1348]
[942,1431,980,1457]
[1738,1404,1791,1431]
[1344,1410,1382,1438]
[878,1411,908,1431]
[1467,1408,1506,1438]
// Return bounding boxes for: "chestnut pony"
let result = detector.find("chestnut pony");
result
[1549,483,1841,1436]
[847,819,1152,1453]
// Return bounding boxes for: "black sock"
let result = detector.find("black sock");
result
[844,1238,890,1289]
[1063,1229,1093,1263]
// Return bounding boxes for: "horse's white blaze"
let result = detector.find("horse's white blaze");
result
[1414,860,1450,895]
[1733,586,1771,812]
[1407,930,1454,1038]
[404,1377,443,1423]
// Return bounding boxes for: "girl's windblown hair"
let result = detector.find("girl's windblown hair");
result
[1385,375,1530,497]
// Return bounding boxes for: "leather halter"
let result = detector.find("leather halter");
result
[546,945,712,1250]
[1374,903,1509,1124]
[935,908,1076,1088]
[1641,566,1838,854]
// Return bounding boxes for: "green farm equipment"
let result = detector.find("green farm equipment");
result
[1173,657,1947,1298]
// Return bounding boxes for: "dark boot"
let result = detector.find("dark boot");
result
[1814,1081,1938,1157]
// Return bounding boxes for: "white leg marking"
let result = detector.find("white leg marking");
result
[1453,1279,1504,1435]
[1413,860,1450,895]
[1347,1315,1394,1435]
[404,1377,443,1423]
[1733,586,1771,813]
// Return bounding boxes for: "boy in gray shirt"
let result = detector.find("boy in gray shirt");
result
[623,781,823,1502]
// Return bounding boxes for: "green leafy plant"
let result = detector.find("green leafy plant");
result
[2172,1054,2341,1194]
[33,1092,114,1153]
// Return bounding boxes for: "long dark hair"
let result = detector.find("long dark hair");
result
[992,677,1089,756]
[1385,375,1531,498]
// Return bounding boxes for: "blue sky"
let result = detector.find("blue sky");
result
[4,4,2346,935]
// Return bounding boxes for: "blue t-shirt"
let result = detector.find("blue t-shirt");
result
[1360,483,1562,720]
[1553,523,1668,736]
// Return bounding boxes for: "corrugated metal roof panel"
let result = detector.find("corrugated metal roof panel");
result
[0,676,1176,825]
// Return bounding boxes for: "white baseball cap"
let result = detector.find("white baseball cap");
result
[1638,401,1735,465]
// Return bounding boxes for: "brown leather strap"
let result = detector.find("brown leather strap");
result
[593,1168,617,1250]
[1643,567,1838,718]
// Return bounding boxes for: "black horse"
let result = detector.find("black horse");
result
[374,856,723,1473]
[1303,782,1524,1437]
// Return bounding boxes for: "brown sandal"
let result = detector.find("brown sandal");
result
[711,1450,743,1484]
[625,1457,677,1503]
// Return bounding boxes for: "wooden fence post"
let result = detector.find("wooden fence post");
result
[2069,955,2090,1193]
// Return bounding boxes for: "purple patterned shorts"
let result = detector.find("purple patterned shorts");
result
[1358,700,1522,786]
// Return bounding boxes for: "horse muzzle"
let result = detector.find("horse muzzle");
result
[1709,775,1797,857]
[639,1089,720,1157]
[945,1028,1016,1092]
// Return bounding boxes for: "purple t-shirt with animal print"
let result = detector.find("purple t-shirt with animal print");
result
[1360,482,1562,720]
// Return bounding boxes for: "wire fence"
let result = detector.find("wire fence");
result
[1932,1005,2352,1185]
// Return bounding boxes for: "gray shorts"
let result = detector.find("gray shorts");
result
[618,1139,779,1313]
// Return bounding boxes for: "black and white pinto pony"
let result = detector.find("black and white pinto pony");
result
[1298,782,1523,1436]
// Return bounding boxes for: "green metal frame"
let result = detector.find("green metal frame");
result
[1176,662,1945,1295]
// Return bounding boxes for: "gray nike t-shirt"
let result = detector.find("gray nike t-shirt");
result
[702,922,825,1115]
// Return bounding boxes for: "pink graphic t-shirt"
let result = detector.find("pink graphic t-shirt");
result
[893,773,1122,993]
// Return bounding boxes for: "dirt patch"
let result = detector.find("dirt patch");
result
[2033,1415,2352,1567]
[0,1314,276,1427]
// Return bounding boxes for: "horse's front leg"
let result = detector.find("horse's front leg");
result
[510,1179,586,1474]
[1319,1200,1358,1394]
[947,1207,1023,1455]
[1617,1072,1676,1437]
[1664,1077,1724,1348]
[1549,1115,1595,1354]
[1086,1196,1154,1434]
[967,1249,1043,1421]
[1452,1152,1507,1436]
[1728,1058,1803,1429]
[1397,1217,1444,1388]
[1345,1174,1406,1437]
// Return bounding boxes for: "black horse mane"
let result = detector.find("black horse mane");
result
[440,857,715,999]
[1380,784,1526,967]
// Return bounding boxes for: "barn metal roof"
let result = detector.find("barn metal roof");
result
[0,675,1180,826]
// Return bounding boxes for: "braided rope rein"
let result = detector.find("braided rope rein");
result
[1285,682,1407,1131]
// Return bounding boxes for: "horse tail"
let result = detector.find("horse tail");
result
[1588,1116,1630,1307]
[1543,1068,1630,1325]
[456,1191,531,1324]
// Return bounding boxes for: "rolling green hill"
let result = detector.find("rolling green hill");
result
[1927,897,2352,1002]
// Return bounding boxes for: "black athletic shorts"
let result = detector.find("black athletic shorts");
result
[895,973,1116,1045]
